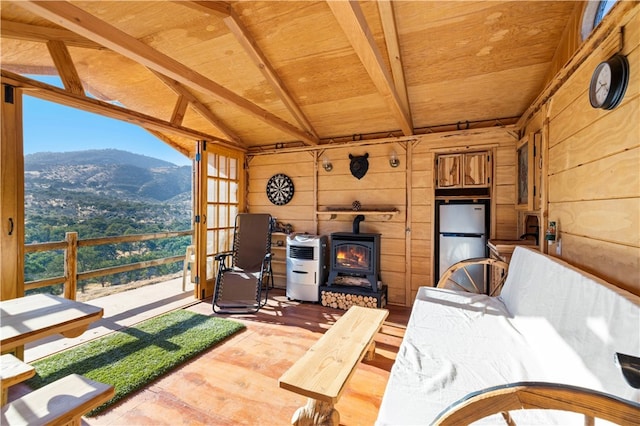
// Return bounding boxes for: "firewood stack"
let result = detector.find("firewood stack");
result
[320,290,380,310]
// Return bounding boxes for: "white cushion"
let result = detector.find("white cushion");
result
[500,247,640,400]
[376,248,640,425]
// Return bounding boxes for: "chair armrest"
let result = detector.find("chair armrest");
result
[261,252,273,274]
[214,251,234,271]
[214,251,233,262]
[432,381,640,426]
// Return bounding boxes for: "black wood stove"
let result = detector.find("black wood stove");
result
[325,215,381,290]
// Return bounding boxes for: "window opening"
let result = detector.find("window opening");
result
[22,90,192,299]
[595,0,617,25]
[582,0,618,40]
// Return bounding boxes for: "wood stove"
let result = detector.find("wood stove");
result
[327,232,381,292]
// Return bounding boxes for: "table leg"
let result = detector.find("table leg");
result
[365,341,377,361]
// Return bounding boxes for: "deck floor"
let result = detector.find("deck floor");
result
[23,277,199,362]
[12,285,410,425]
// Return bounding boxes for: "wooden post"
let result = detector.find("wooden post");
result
[64,231,78,300]
[0,83,25,301]
[404,141,412,307]
[313,150,319,235]
[541,114,550,255]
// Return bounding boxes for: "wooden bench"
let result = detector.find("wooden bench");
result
[1,354,36,406]
[279,305,389,426]
[1,373,114,426]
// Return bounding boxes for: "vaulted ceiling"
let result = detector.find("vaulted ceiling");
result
[0,1,578,157]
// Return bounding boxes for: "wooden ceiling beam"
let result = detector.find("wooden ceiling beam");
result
[176,1,319,141]
[45,40,85,96]
[1,69,243,151]
[0,63,116,103]
[151,70,244,145]
[14,0,317,146]
[0,19,103,49]
[377,1,412,126]
[327,0,413,137]
[170,94,189,126]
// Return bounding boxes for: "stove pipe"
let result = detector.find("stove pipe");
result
[353,214,365,234]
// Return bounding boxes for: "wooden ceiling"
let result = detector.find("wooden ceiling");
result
[0,1,578,157]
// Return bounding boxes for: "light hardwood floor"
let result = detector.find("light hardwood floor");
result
[80,289,411,425]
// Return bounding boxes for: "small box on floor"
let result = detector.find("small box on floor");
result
[319,284,387,310]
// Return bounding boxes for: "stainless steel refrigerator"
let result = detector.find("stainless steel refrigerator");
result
[436,201,488,292]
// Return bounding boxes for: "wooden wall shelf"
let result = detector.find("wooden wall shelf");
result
[270,232,287,289]
[316,208,399,220]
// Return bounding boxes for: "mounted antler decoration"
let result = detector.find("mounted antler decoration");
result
[349,153,369,179]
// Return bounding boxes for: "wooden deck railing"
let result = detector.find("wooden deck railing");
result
[24,230,193,300]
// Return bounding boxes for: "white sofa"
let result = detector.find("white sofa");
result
[376,247,640,425]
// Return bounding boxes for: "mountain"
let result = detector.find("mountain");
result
[23,149,192,284]
[25,149,176,169]
[25,149,191,202]
[24,149,192,235]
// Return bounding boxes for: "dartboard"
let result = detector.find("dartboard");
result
[266,173,294,205]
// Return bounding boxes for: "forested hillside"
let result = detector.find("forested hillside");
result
[24,149,193,296]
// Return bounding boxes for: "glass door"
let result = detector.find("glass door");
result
[194,141,243,299]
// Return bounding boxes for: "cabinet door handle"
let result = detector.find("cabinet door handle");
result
[8,218,14,235]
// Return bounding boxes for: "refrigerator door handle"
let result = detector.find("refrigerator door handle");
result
[440,233,484,238]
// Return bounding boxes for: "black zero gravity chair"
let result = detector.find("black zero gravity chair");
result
[212,213,273,314]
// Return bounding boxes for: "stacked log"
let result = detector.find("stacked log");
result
[320,290,380,310]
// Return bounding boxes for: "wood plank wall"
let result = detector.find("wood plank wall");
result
[315,144,408,305]
[522,6,640,296]
[247,128,517,307]
[247,151,317,233]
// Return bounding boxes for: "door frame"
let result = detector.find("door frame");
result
[193,141,245,300]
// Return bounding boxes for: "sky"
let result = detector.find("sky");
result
[23,76,192,166]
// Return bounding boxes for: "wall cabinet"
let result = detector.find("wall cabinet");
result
[436,151,491,189]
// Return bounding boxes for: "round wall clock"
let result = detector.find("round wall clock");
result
[266,173,294,205]
[589,53,629,110]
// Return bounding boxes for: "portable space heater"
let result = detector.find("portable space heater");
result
[286,234,328,302]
